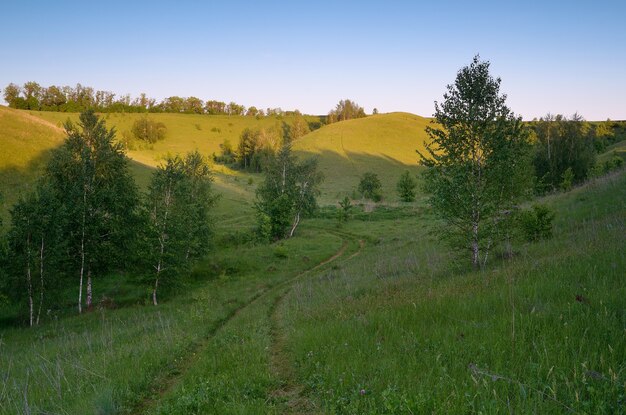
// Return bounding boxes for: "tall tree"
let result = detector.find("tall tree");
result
[7,184,66,325]
[327,99,366,123]
[532,113,596,191]
[145,156,186,306]
[144,152,215,305]
[418,56,532,268]
[180,151,216,260]
[3,83,21,106]
[46,110,139,313]
[256,143,323,239]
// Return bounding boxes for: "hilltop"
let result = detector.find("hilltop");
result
[0,107,65,220]
[293,112,431,203]
[0,108,433,226]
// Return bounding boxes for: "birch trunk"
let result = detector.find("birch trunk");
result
[36,236,44,325]
[152,272,160,306]
[153,180,172,306]
[78,184,87,314]
[289,211,301,238]
[26,232,34,327]
[472,220,480,268]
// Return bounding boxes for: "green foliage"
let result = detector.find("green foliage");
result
[518,204,555,241]
[255,143,323,239]
[131,117,167,143]
[418,55,532,268]
[532,113,596,192]
[327,99,366,123]
[286,111,311,140]
[144,151,215,304]
[338,196,353,222]
[255,212,272,242]
[273,244,288,259]
[396,170,417,202]
[5,183,67,325]
[358,172,383,202]
[45,110,140,311]
[560,167,574,191]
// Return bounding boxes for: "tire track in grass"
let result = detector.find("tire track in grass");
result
[130,233,353,414]
[268,235,366,414]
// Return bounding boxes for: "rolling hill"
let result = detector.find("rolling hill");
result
[0,106,65,222]
[293,112,431,203]
[3,108,434,229]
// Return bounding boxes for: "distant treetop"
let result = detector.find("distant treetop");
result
[1,81,297,116]
[327,99,366,123]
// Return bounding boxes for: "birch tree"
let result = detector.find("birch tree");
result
[46,110,139,313]
[418,56,531,268]
[145,152,215,305]
[256,142,323,240]
[7,185,65,325]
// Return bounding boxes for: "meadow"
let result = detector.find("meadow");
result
[0,106,625,414]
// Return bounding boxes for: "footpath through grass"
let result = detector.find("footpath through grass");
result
[0,228,341,414]
[281,172,626,413]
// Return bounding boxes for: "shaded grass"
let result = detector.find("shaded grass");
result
[293,113,431,203]
[0,228,342,414]
[281,172,626,413]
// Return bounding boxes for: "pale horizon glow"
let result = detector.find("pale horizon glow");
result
[1,0,625,120]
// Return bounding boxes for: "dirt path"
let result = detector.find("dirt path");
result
[130,234,358,414]
[268,236,366,414]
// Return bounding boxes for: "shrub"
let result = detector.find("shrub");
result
[396,170,417,202]
[358,172,383,201]
[131,117,167,143]
[518,204,555,241]
[273,245,288,259]
[338,196,353,221]
[560,167,574,191]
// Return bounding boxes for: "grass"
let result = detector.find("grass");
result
[280,172,626,413]
[1,107,624,413]
[293,112,432,203]
[0,227,342,414]
[0,107,65,224]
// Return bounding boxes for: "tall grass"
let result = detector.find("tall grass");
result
[281,172,626,413]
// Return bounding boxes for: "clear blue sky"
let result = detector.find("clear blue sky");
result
[1,0,624,120]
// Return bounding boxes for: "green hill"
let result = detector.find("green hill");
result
[293,112,431,203]
[0,107,65,222]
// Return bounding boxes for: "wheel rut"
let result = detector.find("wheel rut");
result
[268,234,366,414]
[130,232,362,414]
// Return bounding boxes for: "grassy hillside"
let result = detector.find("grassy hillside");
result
[2,170,620,414]
[293,112,431,203]
[31,110,433,205]
[0,107,65,222]
[1,105,624,413]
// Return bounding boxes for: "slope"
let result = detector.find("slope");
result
[0,106,65,222]
[292,112,431,203]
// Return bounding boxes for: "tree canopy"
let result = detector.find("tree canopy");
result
[418,56,532,268]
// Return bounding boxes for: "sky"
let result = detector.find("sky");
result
[1,0,624,120]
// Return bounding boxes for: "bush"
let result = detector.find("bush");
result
[396,170,417,202]
[338,196,353,221]
[560,167,574,191]
[358,172,383,201]
[518,204,555,241]
[273,245,288,259]
[131,117,167,143]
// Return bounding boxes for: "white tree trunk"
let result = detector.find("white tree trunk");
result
[78,186,87,314]
[26,232,34,327]
[36,236,44,325]
[472,220,480,268]
[289,211,301,238]
[152,274,159,306]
